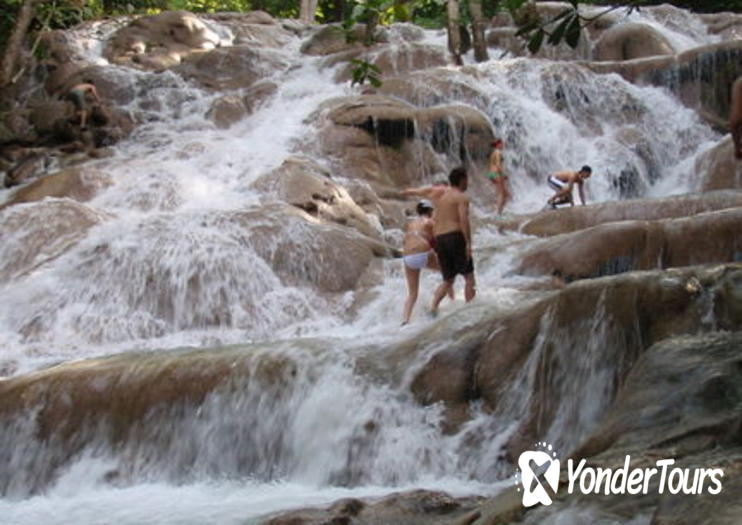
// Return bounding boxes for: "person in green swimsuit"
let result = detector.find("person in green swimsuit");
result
[487,138,510,216]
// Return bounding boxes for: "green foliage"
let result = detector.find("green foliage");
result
[350,58,382,87]
[0,0,21,50]
[167,0,250,12]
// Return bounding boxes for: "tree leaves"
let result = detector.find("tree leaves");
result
[565,13,581,48]
[512,4,583,53]
[350,58,382,88]
[527,28,544,54]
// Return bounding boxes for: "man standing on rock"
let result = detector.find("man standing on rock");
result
[546,165,592,209]
[404,167,476,316]
[65,82,101,129]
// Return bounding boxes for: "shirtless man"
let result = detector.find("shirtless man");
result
[416,167,475,315]
[546,165,592,208]
[486,139,511,216]
[66,82,101,129]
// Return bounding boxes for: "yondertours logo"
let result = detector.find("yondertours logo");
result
[516,442,560,507]
[516,443,724,507]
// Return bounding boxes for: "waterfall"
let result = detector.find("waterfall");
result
[0,4,735,524]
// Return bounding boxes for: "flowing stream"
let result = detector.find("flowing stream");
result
[0,5,726,524]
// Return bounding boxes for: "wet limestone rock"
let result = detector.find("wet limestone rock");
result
[0,200,104,282]
[3,152,55,188]
[516,208,742,281]
[592,22,675,62]
[378,69,485,108]
[300,24,387,56]
[206,95,248,129]
[316,95,491,190]
[331,43,448,83]
[1,166,113,208]
[104,10,232,70]
[584,41,742,128]
[173,45,288,90]
[511,191,742,237]
[243,81,278,114]
[206,11,294,49]
[261,490,482,525]
[232,203,392,293]
[251,157,381,240]
[697,136,742,191]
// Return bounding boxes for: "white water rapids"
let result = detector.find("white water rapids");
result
[0,5,726,524]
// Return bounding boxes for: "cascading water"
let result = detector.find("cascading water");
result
[0,4,731,524]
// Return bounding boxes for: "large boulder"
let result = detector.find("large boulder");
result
[1,166,113,208]
[316,95,440,188]
[231,203,392,293]
[487,331,742,525]
[701,11,742,41]
[251,157,381,240]
[243,80,278,114]
[173,45,288,90]
[205,11,294,49]
[0,200,104,282]
[103,10,233,70]
[206,95,247,129]
[331,43,448,83]
[407,264,742,453]
[3,151,55,188]
[696,135,742,191]
[510,190,742,237]
[593,23,675,62]
[516,208,742,281]
[262,490,481,525]
[300,24,387,56]
[315,95,492,190]
[584,41,742,128]
[378,69,486,108]
[486,26,591,61]
[0,345,299,495]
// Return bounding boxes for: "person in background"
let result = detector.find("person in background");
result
[486,138,511,217]
[66,82,101,129]
[428,167,476,316]
[546,165,592,208]
[401,199,436,325]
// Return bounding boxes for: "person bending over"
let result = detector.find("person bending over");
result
[546,165,592,208]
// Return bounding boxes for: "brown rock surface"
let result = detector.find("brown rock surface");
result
[300,24,386,56]
[592,23,675,62]
[104,10,231,70]
[583,41,742,127]
[251,157,381,239]
[261,490,482,525]
[510,191,742,237]
[206,95,248,129]
[0,200,104,282]
[173,46,288,90]
[316,95,491,189]
[229,203,392,293]
[696,136,742,191]
[2,166,113,207]
[516,208,742,280]
[332,43,448,83]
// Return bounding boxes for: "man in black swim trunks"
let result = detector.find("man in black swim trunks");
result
[428,166,476,316]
